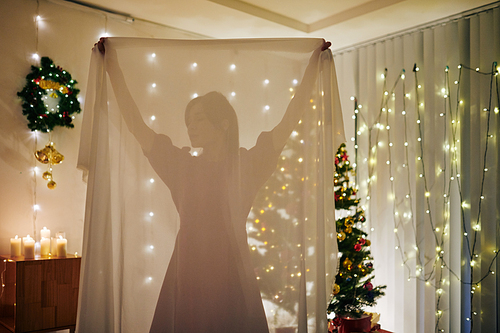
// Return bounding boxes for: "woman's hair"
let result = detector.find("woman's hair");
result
[185,91,239,155]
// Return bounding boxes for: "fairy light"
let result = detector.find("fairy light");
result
[359,62,499,331]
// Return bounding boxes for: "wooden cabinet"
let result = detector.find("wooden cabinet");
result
[0,255,81,333]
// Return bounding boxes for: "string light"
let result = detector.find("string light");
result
[355,62,500,332]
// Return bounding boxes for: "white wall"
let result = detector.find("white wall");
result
[0,0,201,256]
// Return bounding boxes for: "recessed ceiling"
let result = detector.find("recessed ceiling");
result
[68,0,496,51]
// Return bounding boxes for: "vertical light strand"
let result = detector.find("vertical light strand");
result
[32,131,38,240]
[33,0,40,61]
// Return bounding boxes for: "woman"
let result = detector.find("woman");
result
[95,38,330,332]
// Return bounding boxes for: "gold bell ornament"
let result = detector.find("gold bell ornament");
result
[34,142,64,190]
[35,142,64,165]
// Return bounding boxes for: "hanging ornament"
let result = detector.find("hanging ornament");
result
[34,142,64,165]
[337,231,346,241]
[345,217,354,227]
[364,281,373,291]
[358,238,366,246]
[354,243,362,251]
[34,141,64,189]
[42,170,52,180]
[345,226,352,234]
[365,239,371,246]
[332,284,340,295]
[343,258,352,268]
[47,180,57,190]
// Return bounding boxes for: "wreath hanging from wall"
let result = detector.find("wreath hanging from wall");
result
[17,56,81,132]
[17,57,81,189]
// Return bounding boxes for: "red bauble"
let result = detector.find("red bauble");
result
[354,243,362,251]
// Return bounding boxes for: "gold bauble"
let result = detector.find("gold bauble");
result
[345,218,354,227]
[332,284,340,295]
[47,180,57,190]
[345,226,352,234]
[42,171,52,180]
[343,258,352,268]
[337,231,346,241]
[365,239,371,246]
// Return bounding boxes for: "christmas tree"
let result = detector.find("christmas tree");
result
[327,143,386,318]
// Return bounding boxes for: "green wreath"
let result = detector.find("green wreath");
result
[17,57,81,132]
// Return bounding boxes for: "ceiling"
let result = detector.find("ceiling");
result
[71,0,495,51]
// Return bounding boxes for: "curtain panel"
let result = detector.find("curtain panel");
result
[333,6,499,333]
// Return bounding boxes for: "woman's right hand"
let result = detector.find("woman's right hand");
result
[93,37,107,54]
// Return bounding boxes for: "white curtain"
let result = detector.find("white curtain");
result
[333,6,500,333]
[77,38,344,333]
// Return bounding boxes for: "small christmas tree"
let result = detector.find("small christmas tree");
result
[327,143,386,319]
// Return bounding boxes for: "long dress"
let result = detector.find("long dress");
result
[145,131,281,333]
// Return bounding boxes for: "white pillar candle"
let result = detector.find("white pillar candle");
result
[40,226,51,239]
[51,237,57,255]
[40,237,50,257]
[22,235,29,255]
[24,235,35,259]
[56,236,67,257]
[10,235,21,257]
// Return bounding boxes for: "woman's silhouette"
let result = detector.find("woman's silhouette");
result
[96,38,330,333]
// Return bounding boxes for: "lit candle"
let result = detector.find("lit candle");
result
[24,235,35,259]
[56,236,67,257]
[51,237,57,255]
[40,237,50,257]
[10,235,21,257]
[40,226,51,239]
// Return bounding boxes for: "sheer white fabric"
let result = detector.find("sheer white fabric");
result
[77,38,344,333]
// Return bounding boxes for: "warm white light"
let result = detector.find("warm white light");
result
[192,93,198,98]
[264,79,269,85]
[151,53,156,58]
[150,115,156,121]
[192,62,197,68]
[149,178,155,183]
[230,64,236,70]
[292,79,298,85]
[32,53,40,60]
[231,91,236,97]
[151,83,156,88]
[149,212,154,217]
[264,105,270,111]
[34,204,40,211]
[350,96,355,101]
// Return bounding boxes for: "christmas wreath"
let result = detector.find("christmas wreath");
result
[17,57,81,132]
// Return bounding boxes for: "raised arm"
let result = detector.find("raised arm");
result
[271,40,331,151]
[95,38,155,152]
